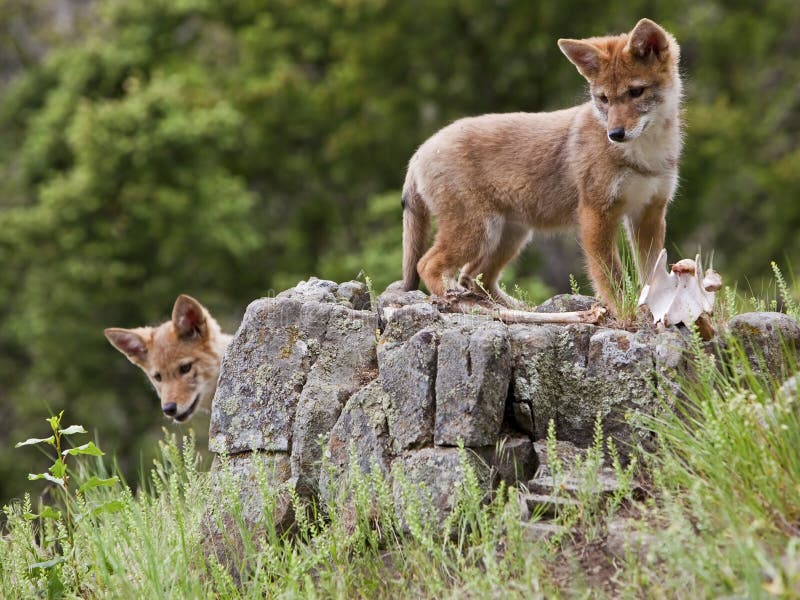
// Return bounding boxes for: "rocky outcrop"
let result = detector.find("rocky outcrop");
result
[201,278,800,560]
[727,312,800,380]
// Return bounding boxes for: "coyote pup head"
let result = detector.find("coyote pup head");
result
[105,295,229,423]
[558,18,680,144]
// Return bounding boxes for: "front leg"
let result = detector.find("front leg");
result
[626,198,667,281]
[578,202,625,313]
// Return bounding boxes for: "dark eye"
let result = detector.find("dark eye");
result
[154,373,162,382]
[179,363,192,375]
[629,87,645,98]
[598,94,608,104]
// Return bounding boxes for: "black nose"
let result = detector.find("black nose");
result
[162,403,177,417]
[608,127,626,142]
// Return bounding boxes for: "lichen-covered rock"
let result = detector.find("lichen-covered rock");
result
[380,301,441,344]
[728,312,800,379]
[210,279,378,459]
[434,322,511,447]
[511,325,689,452]
[392,447,491,527]
[201,452,293,579]
[535,294,597,313]
[290,303,379,496]
[379,327,440,450]
[336,281,372,311]
[320,380,392,503]
[479,435,538,485]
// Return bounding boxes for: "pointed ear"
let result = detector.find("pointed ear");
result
[558,39,603,78]
[105,328,149,364]
[626,18,670,60]
[172,295,208,340]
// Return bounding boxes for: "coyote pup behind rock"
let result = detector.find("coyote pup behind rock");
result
[401,18,682,312]
[105,295,232,423]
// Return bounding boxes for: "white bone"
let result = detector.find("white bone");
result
[638,250,721,330]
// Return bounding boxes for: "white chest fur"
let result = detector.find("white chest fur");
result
[613,171,676,216]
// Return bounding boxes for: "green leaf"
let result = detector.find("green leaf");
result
[29,555,65,572]
[49,458,67,479]
[15,436,55,448]
[78,476,119,494]
[62,441,104,457]
[45,412,64,434]
[92,499,125,516]
[25,506,62,521]
[28,473,66,488]
[58,425,87,436]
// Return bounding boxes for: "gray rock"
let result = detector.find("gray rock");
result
[522,521,566,542]
[290,303,378,495]
[532,439,588,477]
[202,452,294,579]
[535,294,598,313]
[380,302,441,344]
[510,401,534,436]
[276,276,340,304]
[392,447,491,528]
[378,283,431,331]
[336,280,372,311]
[478,435,538,485]
[606,518,654,560]
[210,297,315,453]
[379,327,439,451]
[780,372,800,398]
[210,282,378,461]
[320,380,392,504]
[511,324,686,453]
[522,493,581,518]
[434,322,511,447]
[728,312,800,379]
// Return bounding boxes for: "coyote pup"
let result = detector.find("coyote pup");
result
[105,295,231,423]
[401,18,681,311]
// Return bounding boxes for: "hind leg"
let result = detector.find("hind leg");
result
[469,222,531,307]
[417,221,485,298]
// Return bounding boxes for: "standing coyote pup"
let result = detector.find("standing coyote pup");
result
[104,295,232,423]
[401,18,682,311]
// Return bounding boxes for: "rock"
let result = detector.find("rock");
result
[533,439,588,476]
[522,521,567,542]
[780,372,800,398]
[728,312,800,379]
[479,435,538,485]
[201,452,294,580]
[522,493,581,518]
[528,470,622,497]
[510,400,534,435]
[320,380,392,504]
[511,325,688,454]
[378,283,431,330]
[290,303,379,496]
[434,322,511,446]
[210,279,378,474]
[336,280,372,311]
[378,327,439,451]
[535,294,598,313]
[606,518,654,560]
[209,297,316,454]
[380,301,441,344]
[276,277,340,304]
[392,447,491,528]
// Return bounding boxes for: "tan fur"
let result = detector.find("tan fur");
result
[401,18,682,312]
[104,295,232,422]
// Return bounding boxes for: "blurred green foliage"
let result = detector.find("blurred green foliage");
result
[1,0,799,503]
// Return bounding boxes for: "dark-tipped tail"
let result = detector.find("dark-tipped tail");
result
[401,176,430,291]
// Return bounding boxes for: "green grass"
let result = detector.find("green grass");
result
[3,272,800,598]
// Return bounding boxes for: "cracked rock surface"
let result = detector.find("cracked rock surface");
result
[204,280,797,554]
